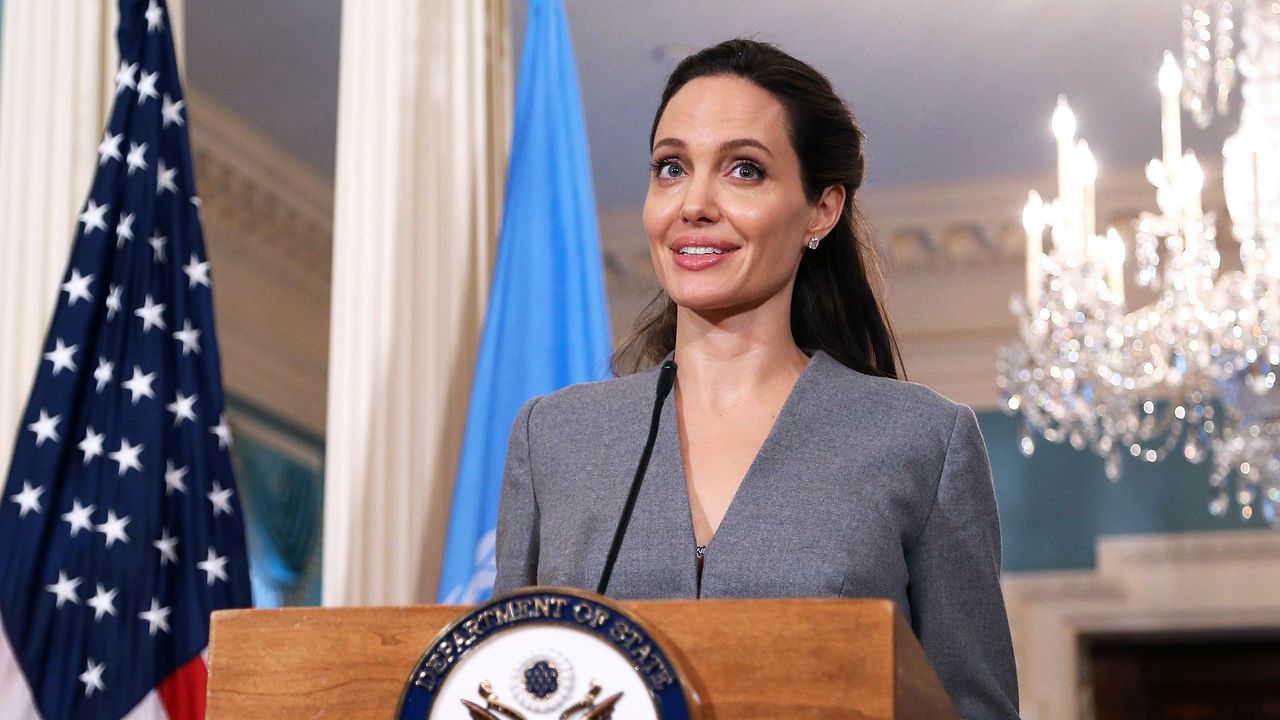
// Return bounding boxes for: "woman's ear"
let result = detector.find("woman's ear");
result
[808,184,846,239]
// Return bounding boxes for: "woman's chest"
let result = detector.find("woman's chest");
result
[679,408,779,545]
[695,482,911,602]
[534,437,929,603]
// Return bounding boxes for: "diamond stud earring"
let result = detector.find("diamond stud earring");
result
[807,236,821,250]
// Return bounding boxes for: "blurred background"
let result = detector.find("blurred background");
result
[184,0,1253,582]
[3,1,1279,717]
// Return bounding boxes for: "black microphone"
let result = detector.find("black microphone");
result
[596,359,677,595]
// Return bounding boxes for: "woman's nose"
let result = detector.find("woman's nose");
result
[679,173,719,224]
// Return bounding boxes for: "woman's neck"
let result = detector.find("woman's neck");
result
[671,297,810,410]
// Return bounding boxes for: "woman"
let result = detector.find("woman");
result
[493,39,1019,718]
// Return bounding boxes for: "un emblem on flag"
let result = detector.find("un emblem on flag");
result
[396,587,699,719]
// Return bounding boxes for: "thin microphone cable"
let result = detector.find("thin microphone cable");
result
[596,359,677,595]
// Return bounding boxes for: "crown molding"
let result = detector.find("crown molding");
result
[859,164,1226,273]
[186,88,334,435]
[187,88,334,286]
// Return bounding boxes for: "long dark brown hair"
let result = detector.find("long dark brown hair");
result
[612,38,903,379]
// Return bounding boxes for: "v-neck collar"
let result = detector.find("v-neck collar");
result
[656,349,826,596]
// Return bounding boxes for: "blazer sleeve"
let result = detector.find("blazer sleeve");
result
[492,397,541,595]
[906,405,1020,719]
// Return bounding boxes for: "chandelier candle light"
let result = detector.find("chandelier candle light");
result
[1000,0,1280,526]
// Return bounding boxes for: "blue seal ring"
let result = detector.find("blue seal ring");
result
[397,586,698,719]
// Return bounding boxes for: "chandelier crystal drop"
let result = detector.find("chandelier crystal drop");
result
[998,0,1280,526]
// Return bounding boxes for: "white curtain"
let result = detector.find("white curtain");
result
[323,0,513,606]
[0,0,118,471]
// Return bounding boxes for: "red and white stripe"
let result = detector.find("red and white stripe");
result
[1,626,210,720]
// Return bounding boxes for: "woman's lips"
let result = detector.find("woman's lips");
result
[671,247,737,269]
[670,236,739,270]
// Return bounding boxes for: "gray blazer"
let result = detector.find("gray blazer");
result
[494,350,1019,718]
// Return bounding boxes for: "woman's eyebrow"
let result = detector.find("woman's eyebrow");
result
[651,137,773,157]
[719,138,773,157]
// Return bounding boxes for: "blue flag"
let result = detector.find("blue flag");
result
[438,0,612,603]
[0,1,252,717]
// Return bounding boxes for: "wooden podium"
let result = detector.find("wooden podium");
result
[206,597,957,719]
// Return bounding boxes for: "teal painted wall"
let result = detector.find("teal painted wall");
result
[226,395,324,608]
[978,410,1262,573]
[235,434,323,607]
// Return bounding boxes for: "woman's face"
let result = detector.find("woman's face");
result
[643,74,839,315]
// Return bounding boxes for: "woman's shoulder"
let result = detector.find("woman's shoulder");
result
[807,350,969,433]
[520,366,659,428]
[804,352,984,500]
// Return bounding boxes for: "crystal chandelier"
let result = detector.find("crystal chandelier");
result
[997,0,1280,525]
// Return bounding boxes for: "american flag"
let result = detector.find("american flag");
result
[0,1,252,718]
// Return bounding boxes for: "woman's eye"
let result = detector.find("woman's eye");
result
[652,160,684,179]
[730,161,764,180]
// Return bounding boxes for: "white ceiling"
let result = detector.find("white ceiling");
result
[187,0,1238,211]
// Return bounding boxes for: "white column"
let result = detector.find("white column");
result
[323,0,512,606]
[0,0,117,468]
